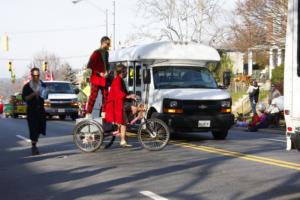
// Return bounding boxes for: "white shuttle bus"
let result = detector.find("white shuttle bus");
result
[109,41,234,139]
[284,0,299,151]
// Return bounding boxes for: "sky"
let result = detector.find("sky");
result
[0,0,236,79]
[0,0,141,79]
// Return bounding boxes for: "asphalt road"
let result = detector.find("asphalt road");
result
[0,117,299,200]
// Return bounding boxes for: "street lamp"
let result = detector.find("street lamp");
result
[72,0,108,36]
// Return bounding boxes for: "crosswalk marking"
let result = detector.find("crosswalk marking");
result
[140,191,168,200]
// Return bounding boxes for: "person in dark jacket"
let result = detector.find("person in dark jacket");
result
[247,80,260,115]
[22,68,47,155]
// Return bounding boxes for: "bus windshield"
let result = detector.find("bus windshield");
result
[153,66,218,89]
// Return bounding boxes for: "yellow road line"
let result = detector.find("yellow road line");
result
[170,141,300,171]
[127,131,300,171]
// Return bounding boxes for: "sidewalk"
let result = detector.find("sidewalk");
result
[232,126,286,135]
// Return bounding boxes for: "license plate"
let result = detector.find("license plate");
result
[58,109,65,113]
[198,120,210,127]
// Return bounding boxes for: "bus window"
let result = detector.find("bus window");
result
[136,65,141,86]
[129,66,134,86]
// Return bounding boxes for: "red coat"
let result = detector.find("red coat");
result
[87,49,109,87]
[105,75,127,124]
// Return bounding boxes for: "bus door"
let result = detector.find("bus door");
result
[127,62,142,97]
[127,62,134,94]
[134,63,142,97]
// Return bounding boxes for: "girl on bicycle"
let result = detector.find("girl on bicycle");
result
[104,64,138,147]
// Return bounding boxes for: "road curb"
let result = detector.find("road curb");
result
[231,126,286,135]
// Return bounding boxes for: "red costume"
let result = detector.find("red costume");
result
[105,75,127,124]
[86,49,109,113]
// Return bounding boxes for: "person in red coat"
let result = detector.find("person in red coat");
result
[105,64,137,147]
[86,36,111,118]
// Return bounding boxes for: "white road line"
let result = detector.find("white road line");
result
[16,135,31,143]
[263,138,286,143]
[140,191,168,200]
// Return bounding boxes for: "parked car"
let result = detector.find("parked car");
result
[0,100,3,116]
[4,101,12,118]
[44,81,79,120]
[5,94,27,118]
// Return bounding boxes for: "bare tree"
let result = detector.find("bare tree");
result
[61,63,78,85]
[135,0,227,46]
[229,0,287,50]
[25,51,62,80]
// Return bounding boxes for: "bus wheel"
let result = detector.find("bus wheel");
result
[212,129,228,140]
[294,134,300,152]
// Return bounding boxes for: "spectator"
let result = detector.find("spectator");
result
[248,103,269,132]
[268,84,281,105]
[247,80,260,115]
[267,95,284,128]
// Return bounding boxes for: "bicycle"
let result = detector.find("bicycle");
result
[73,102,170,152]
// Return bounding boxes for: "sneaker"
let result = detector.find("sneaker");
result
[31,146,40,155]
[85,113,92,119]
[120,141,132,148]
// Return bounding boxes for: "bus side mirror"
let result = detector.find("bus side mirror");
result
[143,69,151,84]
[223,71,231,88]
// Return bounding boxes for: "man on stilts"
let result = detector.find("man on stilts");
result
[85,36,111,118]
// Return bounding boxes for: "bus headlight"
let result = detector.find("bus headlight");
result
[170,101,178,108]
[163,99,183,114]
[221,99,231,113]
[221,100,231,108]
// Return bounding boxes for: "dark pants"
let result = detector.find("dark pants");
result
[248,120,269,132]
[250,99,257,115]
[268,113,280,127]
[27,108,46,142]
[87,84,108,114]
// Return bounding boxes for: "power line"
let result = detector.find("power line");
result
[4,25,106,35]
[0,55,89,61]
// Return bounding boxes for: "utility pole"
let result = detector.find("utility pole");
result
[105,9,108,36]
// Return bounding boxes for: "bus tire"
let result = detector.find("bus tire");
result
[294,134,300,152]
[212,129,228,140]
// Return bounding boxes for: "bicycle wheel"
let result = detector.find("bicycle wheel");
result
[73,120,104,152]
[138,118,170,151]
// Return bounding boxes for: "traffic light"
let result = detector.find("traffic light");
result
[8,61,12,71]
[42,61,48,71]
